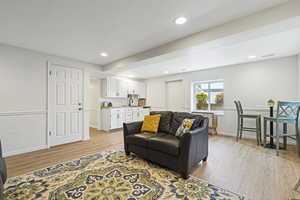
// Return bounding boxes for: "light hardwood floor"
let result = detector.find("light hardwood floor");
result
[5,128,300,200]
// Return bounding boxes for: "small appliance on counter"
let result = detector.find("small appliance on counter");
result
[128,94,139,107]
[138,98,146,107]
[101,101,112,108]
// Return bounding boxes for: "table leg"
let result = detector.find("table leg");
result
[270,107,274,146]
[283,123,287,150]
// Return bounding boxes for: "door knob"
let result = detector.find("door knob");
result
[78,107,82,111]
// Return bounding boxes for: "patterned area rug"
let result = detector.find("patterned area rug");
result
[4,150,244,200]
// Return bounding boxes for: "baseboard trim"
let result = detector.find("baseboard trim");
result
[217,132,296,144]
[3,144,48,157]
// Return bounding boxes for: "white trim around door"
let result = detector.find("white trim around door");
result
[47,62,85,147]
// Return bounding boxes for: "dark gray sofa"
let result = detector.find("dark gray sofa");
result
[123,111,209,179]
[0,141,7,200]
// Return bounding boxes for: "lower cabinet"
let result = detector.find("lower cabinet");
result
[101,107,150,131]
[110,109,125,129]
[132,108,142,121]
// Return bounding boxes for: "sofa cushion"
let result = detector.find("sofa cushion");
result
[169,112,205,135]
[150,111,173,133]
[148,135,180,156]
[126,132,168,146]
[126,132,154,146]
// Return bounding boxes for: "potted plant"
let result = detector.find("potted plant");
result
[211,93,224,110]
[267,99,275,107]
[215,93,224,105]
[196,92,208,110]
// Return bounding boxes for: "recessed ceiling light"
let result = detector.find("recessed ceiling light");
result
[248,55,257,59]
[100,52,108,57]
[175,17,187,25]
[127,75,135,78]
[164,71,169,74]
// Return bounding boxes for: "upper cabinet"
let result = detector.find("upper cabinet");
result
[101,77,122,98]
[136,82,146,98]
[101,77,146,98]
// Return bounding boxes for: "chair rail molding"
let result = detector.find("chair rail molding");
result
[0,110,47,116]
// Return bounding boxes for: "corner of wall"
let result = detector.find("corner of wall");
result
[298,53,300,100]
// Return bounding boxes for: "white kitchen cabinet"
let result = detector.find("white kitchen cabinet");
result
[127,80,146,98]
[110,109,125,129]
[102,77,127,98]
[126,80,137,95]
[110,111,119,130]
[102,108,125,131]
[102,76,146,98]
[125,110,133,123]
[138,108,144,121]
[142,108,150,116]
[137,82,146,98]
[119,79,129,98]
[131,108,138,121]
[101,107,150,131]
[132,108,145,121]
[101,77,117,98]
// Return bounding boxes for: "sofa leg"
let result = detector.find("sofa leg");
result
[202,156,207,162]
[181,173,189,179]
[125,151,130,156]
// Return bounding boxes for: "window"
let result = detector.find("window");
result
[191,80,224,112]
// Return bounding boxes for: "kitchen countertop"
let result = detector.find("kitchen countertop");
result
[101,106,151,109]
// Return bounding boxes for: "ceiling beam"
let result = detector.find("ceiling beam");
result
[103,0,300,72]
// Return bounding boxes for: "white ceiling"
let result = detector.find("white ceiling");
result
[0,0,288,65]
[118,18,300,79]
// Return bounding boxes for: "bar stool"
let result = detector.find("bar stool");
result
[234,100,262,145]
[263,101,300,156]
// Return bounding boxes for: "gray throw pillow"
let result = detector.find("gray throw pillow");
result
[175,119,195,137]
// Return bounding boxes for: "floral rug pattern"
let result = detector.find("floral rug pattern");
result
[4,150,244,200]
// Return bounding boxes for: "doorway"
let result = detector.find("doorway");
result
[87,78,101,136]
[48,64,84,147]
[166,80,185,112]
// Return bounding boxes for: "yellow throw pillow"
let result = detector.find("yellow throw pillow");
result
[141,114,161,133]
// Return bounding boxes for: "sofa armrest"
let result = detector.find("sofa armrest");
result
[179,118,209,175]
[123,121,143,153]
[123,121,143,136]
[0,176,4,200]
[0,141,6,184]
[0,140,6,200]
[180,118,209,141]
[0,159,6,185]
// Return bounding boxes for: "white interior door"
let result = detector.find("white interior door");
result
[166,80,185,112]
[48,64,84,147]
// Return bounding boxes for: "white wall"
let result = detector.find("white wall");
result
[146,56,298,137]
[0,43,102,157]
[87,79,101,128]
[298,53,300,99]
